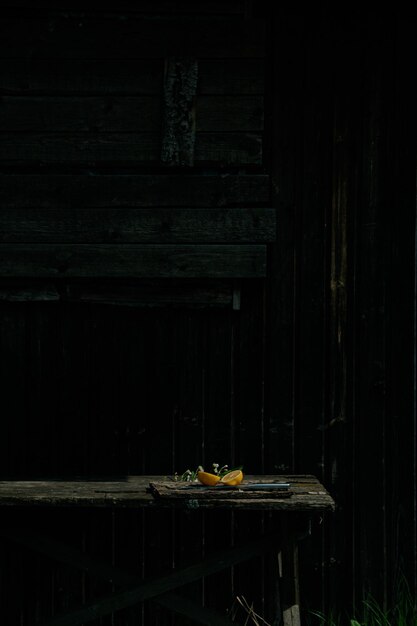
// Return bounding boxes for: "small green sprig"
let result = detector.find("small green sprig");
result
[173,462,243,482]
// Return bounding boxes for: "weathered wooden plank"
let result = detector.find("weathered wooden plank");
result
[149,482,293,499]
[0,60,163,95]
[0,475,334,503]
[198,60,265,95]
[0,59,264,96]
[63,282,234,308]
[0,18,266,59]
[0,96,162,132]
[0,244,267,278]
[0,283,59,301]
[0,132,262,166]
[0,96,264,132]
[1,1,245,15]
[0,208,276,243]
[0,175,270,208]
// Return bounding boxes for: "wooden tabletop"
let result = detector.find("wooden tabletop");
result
[0,475,335,512]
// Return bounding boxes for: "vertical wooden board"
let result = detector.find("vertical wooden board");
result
[144,508,174,626]
[82,509,116,626]
[353,14,391,608]
[320,14,363,617]
[113,509,146,626]
[293,12,333,618]
[204,311,234,466]
[143,311,175,626]
[145,310,176,476]
[171,311,205,626]
[232,281,266,620]
[0,509,27,623]
[56,302,91,477]
[111,307,152,477]
[232,512,266,625]
[385,14,417,600]
[22,302,62,477]
[81,303,127,477]
[235,281,265,473]
[0,303,27,477]
[41,508,86,623]
[202,311,234,617]
[266,6,303,477]
[174,312,205,474]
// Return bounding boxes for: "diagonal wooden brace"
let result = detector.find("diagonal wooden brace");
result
[2,527,281,626]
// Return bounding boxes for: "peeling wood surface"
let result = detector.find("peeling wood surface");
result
[161,58,198,166]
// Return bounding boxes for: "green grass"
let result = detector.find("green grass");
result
[233,577,417,626]
[311,576,417,626]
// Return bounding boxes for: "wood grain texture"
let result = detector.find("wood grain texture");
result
[0,475,335,511]
[0,96,264,132]
[0,208,276,243]
[0,132,263,166]
[0,244,267,277]
[0,17,266,59]
[0,174,270,208]
[0,59,264,95]
[1,1,246,15]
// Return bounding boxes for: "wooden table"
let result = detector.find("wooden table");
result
[0,475,335,626]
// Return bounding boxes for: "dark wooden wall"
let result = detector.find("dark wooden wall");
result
[1,2,416,623]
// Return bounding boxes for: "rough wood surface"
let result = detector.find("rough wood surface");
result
[161,58,198,166]
[0,1,246,13]
[0,96,264,132]
[0,208,276,243]
[0,280,235,306]
[0,132,262,166]
[0,175,270,208]
[0,18,266,59]
[0,244,267,278]
[0,475,335,511]
[149,482,293,499]
[0,59,264,95]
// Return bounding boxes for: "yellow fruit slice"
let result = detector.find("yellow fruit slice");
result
[220,470,243,486]
[197,471,221,486]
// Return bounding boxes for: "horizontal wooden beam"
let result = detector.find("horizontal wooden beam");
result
[0,59,264,95]
[0,96,264,132]
[1,2,245,16]
[0,18,265,59]
[0,280,236,307]
[0,244,267,277]
[0,209,276,243]
[0,175,270,208]
[0,132,262,166]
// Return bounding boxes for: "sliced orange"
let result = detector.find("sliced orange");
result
[197,471,221,486]
[220,470,243,486]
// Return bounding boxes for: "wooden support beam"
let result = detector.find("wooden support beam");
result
[30,532,281,626]
[1,527,238,625]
